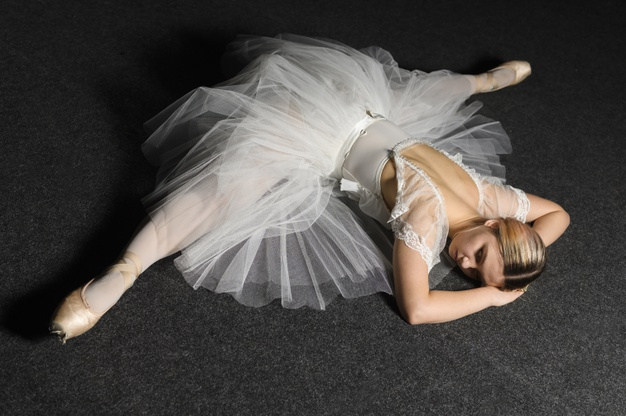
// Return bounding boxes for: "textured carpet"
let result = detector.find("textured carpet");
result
[2,0,625,415]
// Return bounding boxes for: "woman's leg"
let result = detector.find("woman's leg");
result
[82,218,166,313]
[50,192,214,342]
[468,61,531,94]
[82,189,227,314]
[409,62,530,108]
[51,169,282,342]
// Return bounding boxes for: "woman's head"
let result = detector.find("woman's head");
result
[448,218,546,290]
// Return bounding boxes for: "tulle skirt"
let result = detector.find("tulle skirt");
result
[141,34,512,309]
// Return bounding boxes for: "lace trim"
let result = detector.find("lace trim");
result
[388,142,444,270]
[391,219,434,269]
[511,187,530,222]
[391,137,425,154]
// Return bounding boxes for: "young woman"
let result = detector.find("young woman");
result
[50,34,569,342]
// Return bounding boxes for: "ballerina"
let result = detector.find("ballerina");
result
[50,35,569,342]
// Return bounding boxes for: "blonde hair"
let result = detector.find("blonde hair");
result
[461,218,546,290]
[494,218,546,290]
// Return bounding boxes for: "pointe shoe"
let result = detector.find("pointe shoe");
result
[49,252,142,343]
[482,61,532,92]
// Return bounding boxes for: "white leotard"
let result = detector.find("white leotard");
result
[342,114,409,197]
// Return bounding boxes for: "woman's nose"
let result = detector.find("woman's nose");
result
[459,255,475,269]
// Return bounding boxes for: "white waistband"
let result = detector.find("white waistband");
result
[330,111,385,180]
[339,113,408,197]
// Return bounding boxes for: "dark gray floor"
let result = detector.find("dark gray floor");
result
[2,0,625,415]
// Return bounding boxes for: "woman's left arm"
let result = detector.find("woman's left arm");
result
[393,241,523,324]
[524,193,570,246]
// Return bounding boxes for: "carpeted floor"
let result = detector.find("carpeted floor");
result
[2,0,625,415]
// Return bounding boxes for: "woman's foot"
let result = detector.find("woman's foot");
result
[474,61,532,93]
[49,252,142,343]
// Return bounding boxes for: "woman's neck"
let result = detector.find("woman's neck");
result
[448,216,486,239]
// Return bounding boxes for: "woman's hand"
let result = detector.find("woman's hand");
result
[489,286,525,307]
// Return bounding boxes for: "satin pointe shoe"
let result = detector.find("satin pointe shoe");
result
[49,251,142,344]
[483,61,532,92]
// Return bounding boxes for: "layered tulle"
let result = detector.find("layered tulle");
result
[141,34,513,308]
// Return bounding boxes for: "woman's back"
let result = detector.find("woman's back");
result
[380,143,482,236]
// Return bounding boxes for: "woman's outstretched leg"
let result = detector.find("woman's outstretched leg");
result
[80,218,167,314]
[49,191,215,343]
[49,216,174,343]
[467,61,531,94]
[50,173,278,343]
[86,186,241,312]
[410,61,531,109]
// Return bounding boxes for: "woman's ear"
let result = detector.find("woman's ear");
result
[484,219,500,229]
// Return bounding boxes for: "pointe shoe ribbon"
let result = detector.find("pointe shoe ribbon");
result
[49,251,142,344]
[485,61,532,92]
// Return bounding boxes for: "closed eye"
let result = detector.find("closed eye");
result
[475,247,485,282]
[476,247,484,263]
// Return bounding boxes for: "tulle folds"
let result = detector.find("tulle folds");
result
[139,34,513,309]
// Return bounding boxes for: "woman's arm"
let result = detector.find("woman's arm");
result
[524,194,570,246]
[393,241,523,325]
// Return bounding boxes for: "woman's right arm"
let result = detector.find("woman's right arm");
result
[393,241,523,325]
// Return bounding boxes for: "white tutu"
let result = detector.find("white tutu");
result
[141,34,512,309]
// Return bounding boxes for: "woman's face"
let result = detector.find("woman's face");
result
[448,221,504,287]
